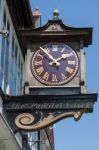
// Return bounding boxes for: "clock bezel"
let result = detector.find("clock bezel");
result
[30,43,79,86]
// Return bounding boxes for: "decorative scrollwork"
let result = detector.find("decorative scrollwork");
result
[15,110,86,131]
[15,113,34,125]
[45,24,63,31]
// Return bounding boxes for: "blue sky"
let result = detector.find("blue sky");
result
[30,0,99,150]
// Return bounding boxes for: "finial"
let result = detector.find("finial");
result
[33,8,41,18]
[33,8,41,28]
[53,9,59,20]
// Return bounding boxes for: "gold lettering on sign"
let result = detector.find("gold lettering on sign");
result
[68,61,75,65]
[61,73,67,80]
[35,60,42,66]
[66,67,74,74]
[42,72,49,80]
[52,74,58,82]
[36,67,44,75]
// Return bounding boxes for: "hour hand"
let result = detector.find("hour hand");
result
[49,53,73,66]
[57,53,73,61]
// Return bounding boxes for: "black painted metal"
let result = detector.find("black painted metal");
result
[3,93,97,111]
[1,90,97,132]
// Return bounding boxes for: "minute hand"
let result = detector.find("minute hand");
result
[40,47,60,66]
[40,47,54,60]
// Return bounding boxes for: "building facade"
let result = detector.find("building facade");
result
[0,0,24,95]
[0,0,54,150]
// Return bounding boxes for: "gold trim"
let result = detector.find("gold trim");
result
[15,113,34,126]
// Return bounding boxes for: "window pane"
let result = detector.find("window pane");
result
[0,0,1,14]
[0,72,3,88]
[15,45,18,63]
[6,39,9,56]
[7,20,10,40]
[12,36,15,56]
[18,56,20,75]
[7,20,10,31]
[5,39,9,72]
[2,36,5,49]
[1,48,5,70]
[4,75,7,93]
[3,11,6,26]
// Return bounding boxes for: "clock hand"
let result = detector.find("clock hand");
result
[40,46,54,60]
[49,53,73,66]
[40,47,60,66]
[57,53,73,61]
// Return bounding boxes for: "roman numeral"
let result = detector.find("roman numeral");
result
[68,52,73,57]
[37,52,43,59]
[68,61,76,65]
[42,72,49,80]
[36,66,44,75]
[34,60,42,66]
[52,74,58,82]
[61,47,65,53]
[52,45,58,51]
[61,73,67,80]
[65,66,74,74]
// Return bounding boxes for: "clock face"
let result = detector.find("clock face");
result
[30,43,79,86]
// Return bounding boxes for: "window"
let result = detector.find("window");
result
[28,132,38,150]
[0,7,24,95]
[15,45,18,62]
[0,0,1,15]
[18,55,21,93]
[4,20,10,88]
[10,36,24,95]
[3,11,6,27]
[14,44,18,94]
[1,37,5,69]
[10,35,15,94]
[0,10,10,93]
